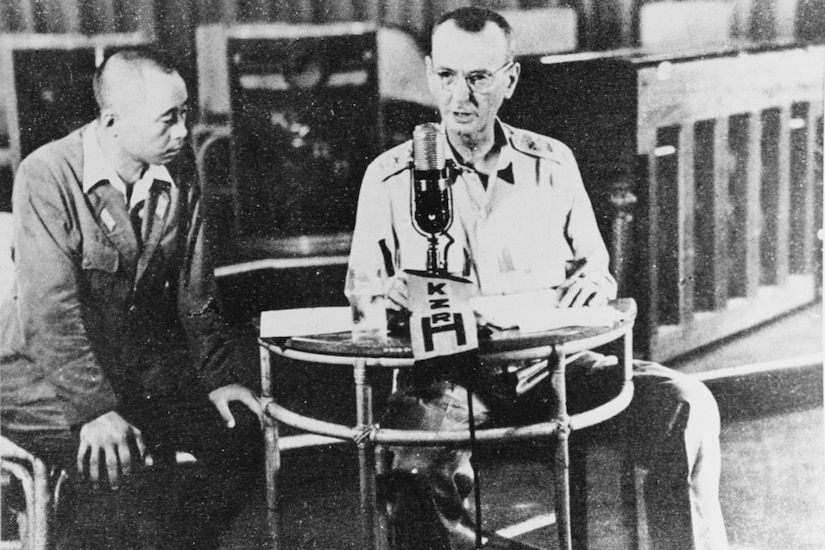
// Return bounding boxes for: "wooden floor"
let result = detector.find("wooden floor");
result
[216,302,824,550]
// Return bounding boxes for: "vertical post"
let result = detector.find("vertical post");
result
[608,179,638,297]
[549,347,572,550]
[260,343,281,549]
[677,123,696,325]
[775,104,792,286]
[32,457,49,550]
[354,358,377,550]
[92,0,117,33]
[643,145,660,359]
[711,115,730,309]
[798,102,818,274]
[54,0,82,32]
[618,329,640,548]
[744,111,763,297]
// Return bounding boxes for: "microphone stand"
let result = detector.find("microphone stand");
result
[411,161,483,549]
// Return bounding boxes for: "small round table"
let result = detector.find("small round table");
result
[258,298,637,550]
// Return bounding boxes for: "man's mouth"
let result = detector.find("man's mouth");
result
[452,111,475,121]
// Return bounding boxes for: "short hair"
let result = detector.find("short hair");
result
[432,7,515,61]
[93,48,179,114]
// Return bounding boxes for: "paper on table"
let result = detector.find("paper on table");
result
[260,307,352,337]
[470,290,626,333]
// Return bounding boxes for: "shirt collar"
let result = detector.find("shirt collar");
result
[82,120,174,207]
[444,119,515,184]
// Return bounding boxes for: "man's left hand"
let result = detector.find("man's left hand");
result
[209,384,263,428]
[558,275,611,308]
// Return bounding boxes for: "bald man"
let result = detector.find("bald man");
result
[1,49,262,549]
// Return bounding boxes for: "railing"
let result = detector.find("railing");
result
[637,44,824,361]
[504,41,824,362]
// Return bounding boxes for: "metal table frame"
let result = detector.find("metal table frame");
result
[259,299,637,550]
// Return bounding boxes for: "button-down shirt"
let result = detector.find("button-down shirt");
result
[82,122,173,239]
[0,123,238,429]
[347,121,617,299]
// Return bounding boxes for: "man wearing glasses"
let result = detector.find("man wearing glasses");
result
[347,7,728,549]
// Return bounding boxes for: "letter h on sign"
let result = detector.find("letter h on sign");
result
[407,271,478,361]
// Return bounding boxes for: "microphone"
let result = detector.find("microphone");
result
[412,123,453,237]
[411,123,454,273]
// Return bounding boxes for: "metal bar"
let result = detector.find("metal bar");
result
[745,111,763,297]
[32,457,49,550]
[678,123,696,324]
[619,330,639,549]
[260,341,281,549]
[711,115,730,309]
[549,348,572,550]
[263,411,281,550]
[775,105,791,286]
[799,102,818,273]
[264,400,569,445]
[353,359,377,550]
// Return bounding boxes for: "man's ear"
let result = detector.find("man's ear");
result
[425,56,438,96]
[503,62,521,100]
[100,108,117,129]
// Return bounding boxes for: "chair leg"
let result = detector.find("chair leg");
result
[31,458,50,550]
[2,460,35,547]
[1,445,56,550]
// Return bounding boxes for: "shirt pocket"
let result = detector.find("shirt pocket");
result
[81,241,119,273]
[503,222,567,291]
[80,240,124,301]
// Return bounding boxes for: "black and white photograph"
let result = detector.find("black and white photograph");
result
[0,1,822,549]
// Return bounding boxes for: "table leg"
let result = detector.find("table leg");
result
[353,359,378,549]
[264,416,281,549]
[550,347,573,550]
[569,434,588,550]
[619,330,640,549]
[261,345,281,549]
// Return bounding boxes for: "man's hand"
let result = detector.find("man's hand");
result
[209,383,263,428]
[77,411,147,490]
[558,272,611,308]
[385,273,410,312]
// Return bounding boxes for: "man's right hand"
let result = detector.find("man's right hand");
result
[386,273,410,312]
[77,411,148,490]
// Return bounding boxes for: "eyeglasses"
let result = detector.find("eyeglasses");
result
[432,61,515,93]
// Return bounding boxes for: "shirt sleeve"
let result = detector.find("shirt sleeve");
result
[346,159,398,296]
[559,149,618,299]
[175,167,243,392]
[12,156,119,426]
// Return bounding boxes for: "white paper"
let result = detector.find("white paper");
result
[260,307,352,337]
[471,290,625,333]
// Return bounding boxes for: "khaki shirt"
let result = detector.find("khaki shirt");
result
[347,121,617,299]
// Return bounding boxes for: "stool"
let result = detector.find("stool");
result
[0,436,66,550]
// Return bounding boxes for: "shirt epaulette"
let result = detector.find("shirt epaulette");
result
[505,125,565,163]
[376,142,413,183]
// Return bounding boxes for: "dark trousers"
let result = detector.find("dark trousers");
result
[380,352,729,550]
[3,387,262,550]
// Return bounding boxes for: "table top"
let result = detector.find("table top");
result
[260,298,636,364]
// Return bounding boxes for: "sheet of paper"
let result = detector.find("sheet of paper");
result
[470,290,625,333]
[260,307,352,337]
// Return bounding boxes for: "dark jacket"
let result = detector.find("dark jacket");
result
[0,125,240,430]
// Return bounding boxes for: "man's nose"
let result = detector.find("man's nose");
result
[451,76,474,101]
[171,118,188,141]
